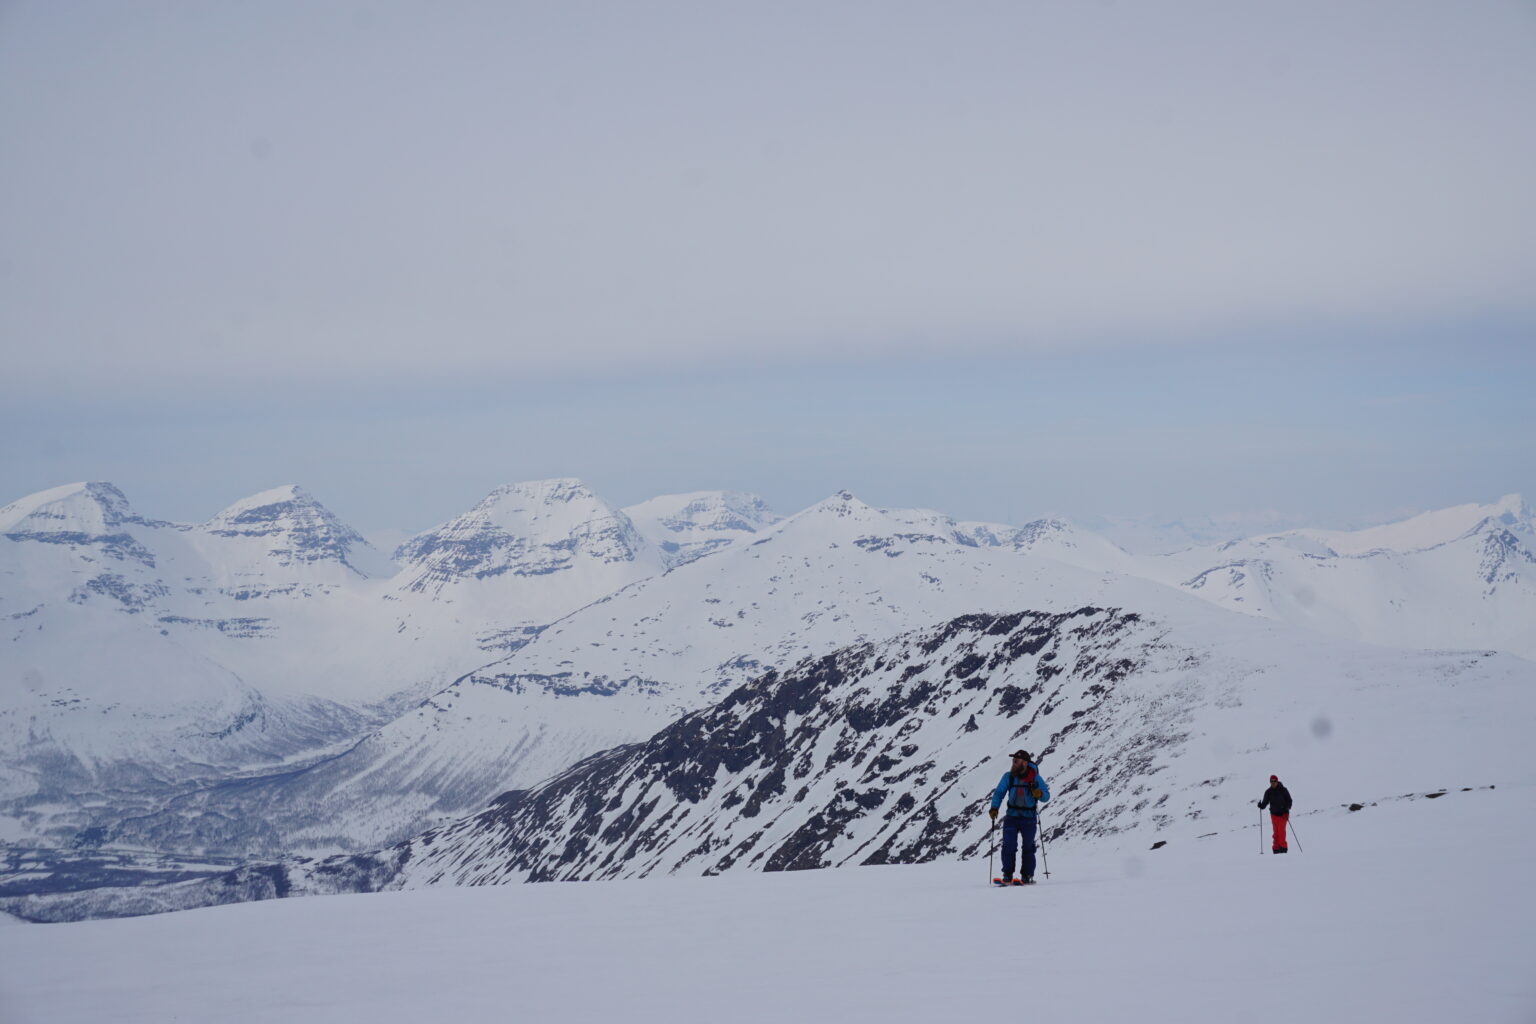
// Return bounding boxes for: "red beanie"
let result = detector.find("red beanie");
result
[1270,775,1279,782]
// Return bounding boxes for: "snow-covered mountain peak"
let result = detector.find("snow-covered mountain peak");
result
[751,493,1045,559]
[203,485,380,577]
[803,490,896,525]
[625,490,779,534]
[820,489,867,513]
[392,479,663,595]
[207,484,313,521]
[1469,493,1532,535]
[1012,517,1081,549]
[1291,494,1533,557]
[0,481,141,537]
[0,481,158,568]
[622,490,781,568]
[1010,517,1136,573]
[747,492,966,554]
[436,478,625,538]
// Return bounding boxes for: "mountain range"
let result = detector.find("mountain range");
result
[1,480,1531,892]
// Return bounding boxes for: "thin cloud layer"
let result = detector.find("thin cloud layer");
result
[2,1,1533,395]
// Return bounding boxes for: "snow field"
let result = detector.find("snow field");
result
[2,785,1530,1024]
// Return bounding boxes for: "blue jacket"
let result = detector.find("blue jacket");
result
[991,766,1050,818]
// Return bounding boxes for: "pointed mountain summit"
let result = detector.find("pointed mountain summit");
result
[203,485,384,577]
[1012,517,1137,574]
[622,490,781,568]
[762,490,964,549]
[393,478,664,596]
[0,482,155,566]
[1446,493,1532,547]
[0,481,143,538]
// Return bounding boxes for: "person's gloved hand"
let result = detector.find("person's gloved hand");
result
[1030,788,1043,800]
[988,807,998,821]
[1256,801,1263,808]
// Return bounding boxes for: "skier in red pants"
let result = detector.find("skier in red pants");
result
[1258,775,1292,853]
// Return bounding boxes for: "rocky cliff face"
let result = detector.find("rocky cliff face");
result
[203,485,382,578]
[392,607,1182,885]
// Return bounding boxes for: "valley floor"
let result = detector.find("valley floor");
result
[1,787,1531,1024]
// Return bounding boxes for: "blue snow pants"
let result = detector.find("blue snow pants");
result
[1001,815,1038,880]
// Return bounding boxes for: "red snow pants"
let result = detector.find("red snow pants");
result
[1271,813,1289,851]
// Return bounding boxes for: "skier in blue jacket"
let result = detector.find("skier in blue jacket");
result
[988,749,1050,885]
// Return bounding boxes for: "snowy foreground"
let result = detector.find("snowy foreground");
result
[3,788,1532,1024]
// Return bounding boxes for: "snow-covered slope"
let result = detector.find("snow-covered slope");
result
[1009,517,1140,573]
[1140,494,1536,659]
[0,482,397,688]
[0,483,384,846]
[4,788,1529,1024]
[364,607,1532,889]
[238,492,1192,847]
[72,490,1136,854]
[483,491,1155,713]
[622,490,781,568]
[200,485,397,583]
[0,479,707,852]
[392,478,664,601]
[0,599,370,846]
[16,592,1528,922]
[1058,496,1536,663]
[1294,493,1530,556]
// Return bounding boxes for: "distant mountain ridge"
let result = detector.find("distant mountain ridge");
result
[393,478,663,595]
[0,478,781,853]
[1133,493,1536,657]
[1,480,1530,869]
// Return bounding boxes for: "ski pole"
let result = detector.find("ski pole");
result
[988,819,997,884]
[1259,808,1264,855]
[1287,817,1303,853]
[1038,812,1050,879]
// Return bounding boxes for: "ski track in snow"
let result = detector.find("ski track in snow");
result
[1,788,1530,1024]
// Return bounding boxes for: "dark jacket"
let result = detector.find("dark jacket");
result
[1259,782,1292,816]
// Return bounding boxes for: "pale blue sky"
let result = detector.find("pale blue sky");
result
[2,2,1532,535]
[4,328,1530,536]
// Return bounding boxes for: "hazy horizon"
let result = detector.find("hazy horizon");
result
[3,2,1532,536]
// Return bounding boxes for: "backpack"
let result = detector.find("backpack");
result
[1006,765,1041,811]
